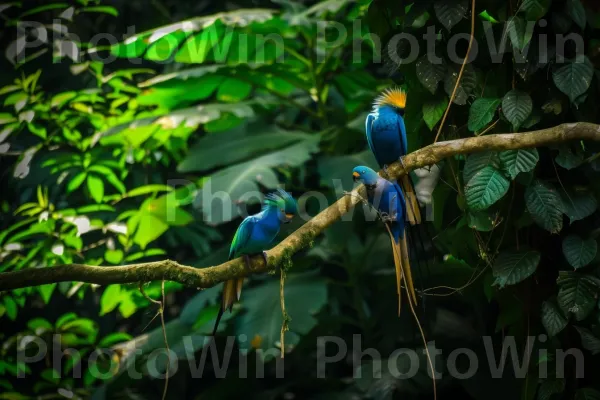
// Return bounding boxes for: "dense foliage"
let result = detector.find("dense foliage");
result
[0,0,599,399]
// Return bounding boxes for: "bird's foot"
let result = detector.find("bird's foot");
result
[397,156,407,171]
[261,251,269,266]
[380,212,393,223]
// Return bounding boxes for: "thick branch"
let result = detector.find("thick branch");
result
[1,122,598,292]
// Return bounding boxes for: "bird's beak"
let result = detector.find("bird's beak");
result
[352,171,360,182]
[284,213,294,223]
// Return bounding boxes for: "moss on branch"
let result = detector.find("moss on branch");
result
[1,122,598,292]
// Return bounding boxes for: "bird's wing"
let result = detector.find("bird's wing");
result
[228,216,256,260]
[365,113,377,154]
[392,181,407,222]
[396,115,408,156]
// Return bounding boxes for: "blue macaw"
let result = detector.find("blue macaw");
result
[352,166,417,315]
[212,189,298,336]
[365,87,421,225]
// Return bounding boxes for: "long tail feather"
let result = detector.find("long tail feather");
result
[400,175,421,225]
[212,279,241,336]
[400,233,418,305]
[387,228,403,315]
[399,171,434,311]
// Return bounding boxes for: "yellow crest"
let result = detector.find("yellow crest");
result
[373,87,407,110]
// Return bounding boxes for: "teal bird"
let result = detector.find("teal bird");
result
[212,189,298,336]
[365,87,421,226]
[352,166,417,315]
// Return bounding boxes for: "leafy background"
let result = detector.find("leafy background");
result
[0,0,600,399]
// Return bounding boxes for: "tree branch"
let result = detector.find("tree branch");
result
[1,122,598,292]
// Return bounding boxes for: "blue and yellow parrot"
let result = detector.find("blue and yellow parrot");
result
[365,87,422,226]
[352,166,417,315]
[212,189,298,336]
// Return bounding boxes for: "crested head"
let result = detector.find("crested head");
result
[352,165,379,185]
[373,87,407,111]
[264,188,298,222]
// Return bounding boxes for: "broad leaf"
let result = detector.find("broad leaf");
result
[562,235,597,269]
[235,271,327,360]
[520,0,551,20]
[525,180,564,233]
[574,328,600,355]
[86,174,104,203]
[561,189,598,223]
[463,151,501,183]
[541,300,568,336]
[193,135,320,224]
[318,150,378,190]
[502,89,532,131]
[557,271,598,320]
[492,249,540,288]
[423,97,449,130]
[178,124,310,173]
[468,98,501,132]
[499,148,539,179]
[552,56,594,103]
[465,166,510,211]
[434,0,468,30]
[416,56,446,94]
[566,0,586,29]
[537,380,565,400]
[444,64,477,105]
[555,145,583,169]
[507,15,534,50]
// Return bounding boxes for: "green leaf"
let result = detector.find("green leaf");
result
[555,146,583,169]
[566,0,586,29]
[574,328,600,355]
[86,174,104,203]
[415,56,446,94]
[123,184,173,198]
[463,151,501,183]
[520,0,551,20]
[552,56,594,104]
[98,332,133,348]
[541,300,568,336]
[525,180,564,233]
[67,172,87,193]
[465,166,510,211]
[499,148,539,179]
[39,284,56,305]
[235,271,327,359]
[19,3,68,17]
[423,97,449,130]
[507,15,534,50]
[466,210,496,231]
[132,214,169,249]
[537,379,565,400]
[562,235,597,269]
[192,134,320,224]
[80,6,118,16]
[562,189,597,223]
[3,297,17,320]
[492,249,540,288]
[27,318,53,335]
[468,98,501,132]
[177,124,310,173]
[216,78,253,102]
[502,89,532,131]
[444,64,476,105]
[100,285,122,316]
[104,249,124,264]
[434,0,468,30]
[557,272,598,320]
